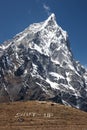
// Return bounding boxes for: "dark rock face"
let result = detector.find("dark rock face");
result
[0,13,87,112]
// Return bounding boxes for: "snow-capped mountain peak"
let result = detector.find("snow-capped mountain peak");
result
[0,13,87,112]
[43,13,56,26]
[48,13,55,20]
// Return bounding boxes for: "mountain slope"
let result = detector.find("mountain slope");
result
[0,13,87,111]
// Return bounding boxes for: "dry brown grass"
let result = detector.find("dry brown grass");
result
[0,101,87,130]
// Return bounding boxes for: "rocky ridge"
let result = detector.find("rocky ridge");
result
[0,13,87,111]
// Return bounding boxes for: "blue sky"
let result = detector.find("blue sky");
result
[0,0,87,67]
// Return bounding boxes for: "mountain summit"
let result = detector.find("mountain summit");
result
[0,14,87,111]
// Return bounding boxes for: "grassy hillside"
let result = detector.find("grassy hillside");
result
[0,101,87,130]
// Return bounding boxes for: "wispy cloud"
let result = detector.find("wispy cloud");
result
[43,3,51,16]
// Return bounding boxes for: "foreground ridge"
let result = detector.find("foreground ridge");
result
[0,101,87,130]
